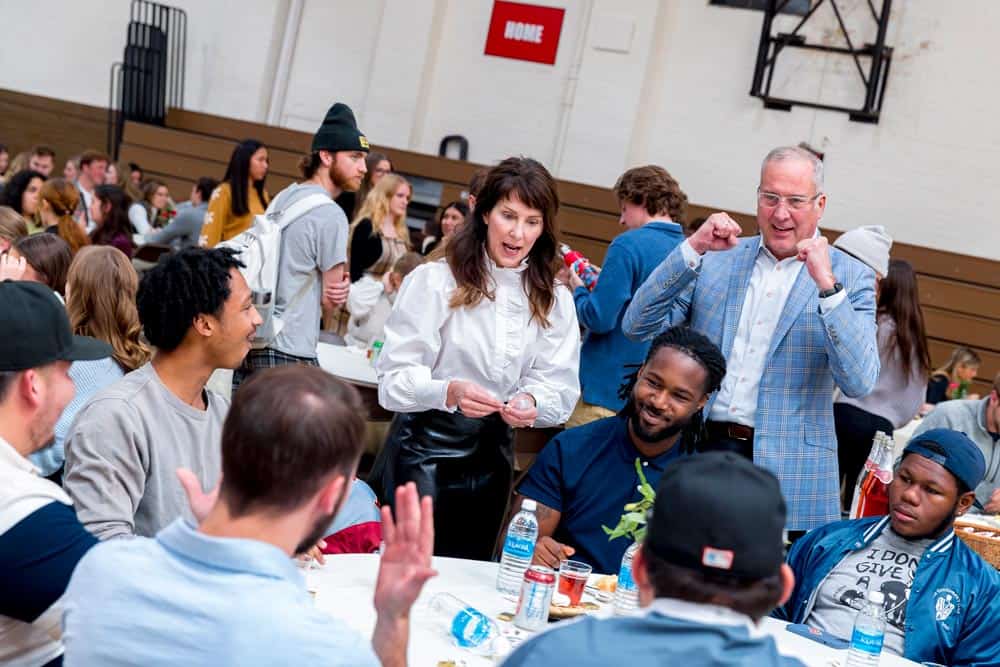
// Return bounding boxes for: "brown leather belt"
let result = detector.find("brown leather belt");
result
[706,420,756,442]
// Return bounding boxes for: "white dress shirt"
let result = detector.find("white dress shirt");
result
[680,239,846,427]
[376,258,581,427]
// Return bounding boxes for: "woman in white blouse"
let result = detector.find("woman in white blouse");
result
[371,157,581,559]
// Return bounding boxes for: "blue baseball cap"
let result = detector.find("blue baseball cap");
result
[903,428,986,493]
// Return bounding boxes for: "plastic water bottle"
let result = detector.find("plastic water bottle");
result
[846,590,886,666]
[614,541,640,614]
[497,499,539,595]
[429,593,501,654]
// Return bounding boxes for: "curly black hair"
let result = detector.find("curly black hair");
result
[137,247,245,352]
[618,326,727,451]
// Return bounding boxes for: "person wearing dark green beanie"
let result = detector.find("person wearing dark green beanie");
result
[233,102,370,389]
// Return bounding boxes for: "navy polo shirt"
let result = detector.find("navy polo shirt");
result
[517,415,685,574]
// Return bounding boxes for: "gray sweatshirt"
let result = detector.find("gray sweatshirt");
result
[912,397,1000,511]
[63,363,228,539]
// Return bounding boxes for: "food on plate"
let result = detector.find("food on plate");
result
[548,601,600,619]
[594,574,618,593]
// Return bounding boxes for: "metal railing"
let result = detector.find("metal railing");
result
[107,1,187,158]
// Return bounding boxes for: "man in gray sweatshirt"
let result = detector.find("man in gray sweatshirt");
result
[64,248,262,539]
[913,373,1000,513]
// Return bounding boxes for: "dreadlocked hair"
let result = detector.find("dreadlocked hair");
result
[137,247,245,352]
[617,326,727,452]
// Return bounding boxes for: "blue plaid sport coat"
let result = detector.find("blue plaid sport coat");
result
[623,236,879,529]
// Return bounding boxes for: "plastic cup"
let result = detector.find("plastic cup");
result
[557,560,592,606]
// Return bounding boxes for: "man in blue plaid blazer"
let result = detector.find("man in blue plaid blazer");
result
[623,147,879,530]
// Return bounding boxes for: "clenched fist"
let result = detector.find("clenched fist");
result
[688,213,742,255]
[796,237,836,291]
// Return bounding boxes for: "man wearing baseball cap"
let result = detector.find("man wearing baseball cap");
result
[777,428,1000,665]
[0,281,110,665]
[505,452,806,667]
[233,102,370,389]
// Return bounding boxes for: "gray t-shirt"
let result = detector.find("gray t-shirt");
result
[269,183,348,358]
[63,362,228,540]
[807,528,932,656]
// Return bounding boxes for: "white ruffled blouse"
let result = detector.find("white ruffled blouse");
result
[376,257,581,427]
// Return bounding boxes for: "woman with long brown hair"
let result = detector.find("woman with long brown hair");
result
[29,245,151,481]
[348,173,412,282]
[369,157,581,559]
[39,178,89,254]
[835,257,931,509]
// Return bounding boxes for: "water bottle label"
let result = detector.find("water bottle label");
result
[503,534,534,559]
[850,628,884,655]
[618,562,637,592]
[451,607,491,648]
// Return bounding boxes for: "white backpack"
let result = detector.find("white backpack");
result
[218,191,335,349]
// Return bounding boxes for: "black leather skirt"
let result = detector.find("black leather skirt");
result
[367,410,514,560]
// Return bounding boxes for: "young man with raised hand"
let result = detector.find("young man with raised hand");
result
[62,366,436,667]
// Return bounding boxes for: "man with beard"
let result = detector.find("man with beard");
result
[515,326,726,574]
[776,428,1000,666]
[62,366,436,667]
[233,102,369,388]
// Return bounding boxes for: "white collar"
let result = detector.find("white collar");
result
[647,597,764,636]
[484,248,529,277]
[0,434,37,475]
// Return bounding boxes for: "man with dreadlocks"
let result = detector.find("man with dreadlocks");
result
[514,326,726,575]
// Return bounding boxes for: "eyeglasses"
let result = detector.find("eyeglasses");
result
[757,188,822,211]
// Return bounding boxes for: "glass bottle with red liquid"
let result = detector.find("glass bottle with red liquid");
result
[851,431,894,519]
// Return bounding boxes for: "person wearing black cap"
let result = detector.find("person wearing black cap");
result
[777,428,1000,666]
[0,280,110,666]
[505,452,805,667]
[233,102,369,389]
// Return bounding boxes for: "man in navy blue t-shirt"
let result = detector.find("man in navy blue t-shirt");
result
[515,326,726,574]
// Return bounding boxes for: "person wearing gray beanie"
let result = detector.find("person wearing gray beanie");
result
[833,225,892,278]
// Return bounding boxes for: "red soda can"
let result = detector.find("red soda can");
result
[514,565,556,631]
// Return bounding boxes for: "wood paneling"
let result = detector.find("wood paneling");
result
[0,89,107,163]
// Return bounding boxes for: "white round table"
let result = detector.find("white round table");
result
[304,554,921,667]
[317,341,379,388]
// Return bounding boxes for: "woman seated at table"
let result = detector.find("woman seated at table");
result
[370,157,581,560]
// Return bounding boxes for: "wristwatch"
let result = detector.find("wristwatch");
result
[818,282,844,298]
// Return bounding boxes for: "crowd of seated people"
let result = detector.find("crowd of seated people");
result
[2,102,999,667]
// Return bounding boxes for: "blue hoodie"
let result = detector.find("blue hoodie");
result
[775,516,1000,666]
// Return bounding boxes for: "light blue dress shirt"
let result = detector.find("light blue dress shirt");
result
[62,518,379,666]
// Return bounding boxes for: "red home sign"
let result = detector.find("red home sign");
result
[484,1,565,65]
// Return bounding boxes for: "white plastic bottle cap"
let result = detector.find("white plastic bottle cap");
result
[522,499,537,512]
[868,591,885,605]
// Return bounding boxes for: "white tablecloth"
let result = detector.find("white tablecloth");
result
[318,342,379,388]
[305,554,920,667]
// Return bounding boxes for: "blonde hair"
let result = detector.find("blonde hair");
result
[39,178,88,254]
[351,174,411,243]
[0,206,28,248]
[932,346,981,382]
[66,246,151,371]
[350,173,412,275]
